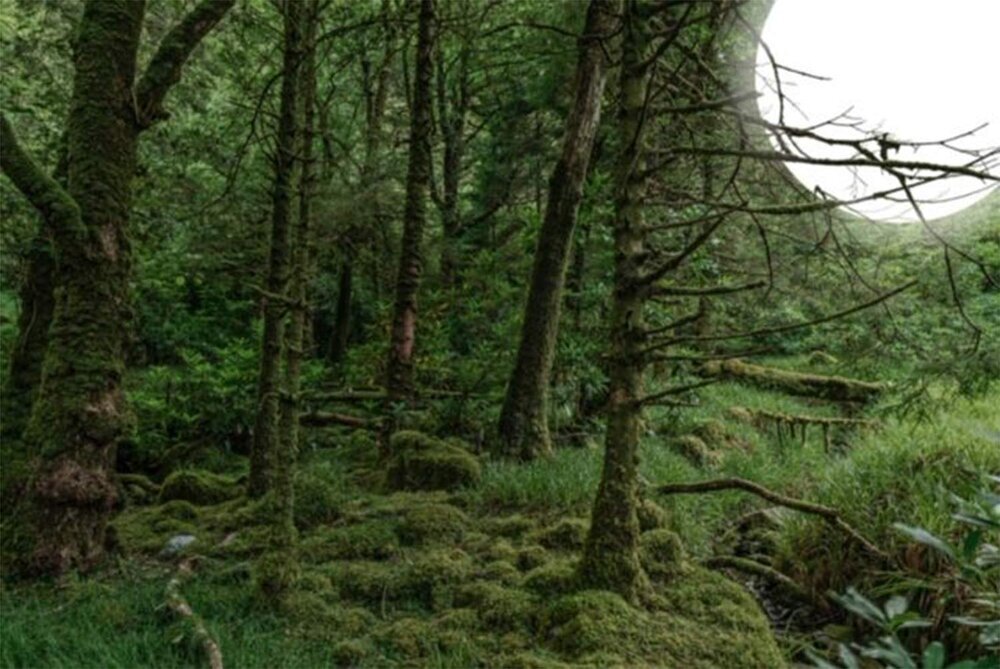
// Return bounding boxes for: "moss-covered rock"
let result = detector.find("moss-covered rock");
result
[538,568,785,668]
[670,435,720,467]
[515,544,550,571]
[397,503,468,545]
[487,514,537,539]
[326,548,474,608]
[637,498,670,532]
[112,500,202,553]
[300,519,400,562]
[293,469,343,529]
[640,529,684,580]
[331,639,370,667]
[532,518,588,550]
[523,559,578,597]
[479,560,522,586]
[455,581,535,631]
[158,469,241,506]
[386,430,481,492]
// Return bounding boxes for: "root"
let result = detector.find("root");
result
[164,559,224,669]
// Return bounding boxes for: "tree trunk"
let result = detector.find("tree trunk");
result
[248,0,305,499]
[579,0,652,601]
[328,261,353,365]
[385,0,435,401]
[0,0,233,576]
[495,0,616,460]
[436,45,469,288]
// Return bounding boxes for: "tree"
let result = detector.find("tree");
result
[385,0,436,402]
[0,0,235,575]
[248,0,306,499]
[495,0,619,460]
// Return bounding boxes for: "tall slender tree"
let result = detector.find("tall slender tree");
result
[578,0,655,601]
[385,0,436,402]
[495,0,618,460]
[248,0,306,498]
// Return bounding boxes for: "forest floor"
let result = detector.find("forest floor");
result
[1,354,998,668]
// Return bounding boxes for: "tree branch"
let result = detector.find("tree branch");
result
[655,477,888,561]
[135,0,236,128]
[0,113,83,240]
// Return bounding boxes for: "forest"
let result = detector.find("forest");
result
[0,0,997,667]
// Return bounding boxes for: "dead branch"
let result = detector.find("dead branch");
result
[655,477,888,561]
[164,559,224,669]
[299,411,376,430]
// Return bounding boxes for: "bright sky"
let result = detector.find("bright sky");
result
[756,0,1000,223]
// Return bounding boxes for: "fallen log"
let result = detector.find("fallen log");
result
[700,359,886,403]
[654,477,888,561]
[299,411,376,430]
[164,559,224,669]
[728,406,877,450]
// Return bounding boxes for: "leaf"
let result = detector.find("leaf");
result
[833,587,888,626]
[921,642,945,669]
[894,523,956,561]
[839,644,862,669]
[885,595,909,620]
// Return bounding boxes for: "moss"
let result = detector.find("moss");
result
[387,430,481,491]
[479,560,522,586]
[639,529,684,580]
[538,570,785,667]
[158,469,241,506]
[523,559,578,596]
[808,350,839,365]
[292,469,343,529]
[727,405,754,423]
[515,544,550,571]
[112,500,202,553]
[478,538,519,563]
[326,548,474,608]
[118,473,158,505]
[670,435,720,467]
[532,518,588,550]
[397,503,468,545]
[374,617,453,658]
[455,581,535,631]
[487,514,537,539]
[637,498,670,532]
[331,639,370,667]
[253,546,300,599]
[300,519,400,562]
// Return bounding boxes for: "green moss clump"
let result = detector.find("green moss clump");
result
[479,560,522,586]
[539,590,644,659]
[118,473,158,505]
[386,430,482,492]
[515,545,550,571]
[640,529,684,580]
[300,519,400,562]
[112,500,202,553]
[327,548,473,608]
[670,435,720,467]
[397,503,468,545]
[523,559,578,596]
[478,538,519,563]
[538,568,785,668]
[532,518,588,550]
[158,469,241,506]
[455,581,535,631]
[487,515,537,539]
[331,639,370,667]
[637,498,670,532]
[293,469,343,529]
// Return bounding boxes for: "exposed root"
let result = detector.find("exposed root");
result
[164,558,224,669]
[703,555,828,611]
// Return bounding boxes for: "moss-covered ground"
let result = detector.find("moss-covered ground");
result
[2,364,997,668]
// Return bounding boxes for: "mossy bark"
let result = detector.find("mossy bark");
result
[579,0,652,602]
[385,0,435,402]
[0,0,233,575]
[495,0,617,460]
[249,0,305,498]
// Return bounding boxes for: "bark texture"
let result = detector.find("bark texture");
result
[385,0,435,401]
[578,0,652,601]
[495,0,617,460]
[0,0,233,575]
[248,0,305,498]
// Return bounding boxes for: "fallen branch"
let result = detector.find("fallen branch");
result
[164,559,224,669]
[700,359,885,403]
[655,477,888,561]
[299,411,376,430]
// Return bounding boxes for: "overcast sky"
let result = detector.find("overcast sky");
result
[756,0,999,222]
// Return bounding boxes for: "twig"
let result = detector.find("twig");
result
[164,559,224,669]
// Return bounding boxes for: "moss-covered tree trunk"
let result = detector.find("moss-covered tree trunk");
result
[385,0,435,401]
[579,0,653,601]
[494,0,617,460]
[436,43,469,288]
[248,0,305,498]
[0,0,233,574]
